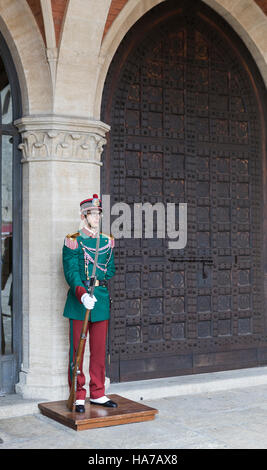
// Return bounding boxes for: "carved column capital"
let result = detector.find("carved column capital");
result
[14,115,110,165]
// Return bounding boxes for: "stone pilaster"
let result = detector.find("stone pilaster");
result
[14,115,110,400]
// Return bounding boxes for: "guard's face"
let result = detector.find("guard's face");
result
[85,209,101,229]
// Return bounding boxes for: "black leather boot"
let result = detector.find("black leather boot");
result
[75,404,85,413]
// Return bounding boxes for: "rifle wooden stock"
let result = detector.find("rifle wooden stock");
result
[66,307,91,412]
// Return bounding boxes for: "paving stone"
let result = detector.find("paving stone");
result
[1,383,267,449]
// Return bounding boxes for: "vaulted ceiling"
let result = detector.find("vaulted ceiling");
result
[25,0,267,49]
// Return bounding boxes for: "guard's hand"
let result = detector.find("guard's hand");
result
[81,293,97,310]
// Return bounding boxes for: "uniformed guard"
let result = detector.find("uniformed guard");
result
[62,194,117,412]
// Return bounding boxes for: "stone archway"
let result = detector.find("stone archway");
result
[0,0,52,115]
[95,0,267,119]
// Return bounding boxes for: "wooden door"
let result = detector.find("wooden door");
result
[101,0,267,382]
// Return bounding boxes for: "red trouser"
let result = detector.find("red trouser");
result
[68,319,108,401]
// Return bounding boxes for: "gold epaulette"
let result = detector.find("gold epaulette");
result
[66,232,80,241]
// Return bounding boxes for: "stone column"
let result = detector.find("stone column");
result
[14,115,110,400]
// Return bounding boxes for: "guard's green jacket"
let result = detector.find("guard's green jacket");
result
[62,230,116,322]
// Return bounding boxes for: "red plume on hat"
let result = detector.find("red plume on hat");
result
[80,194,102,212]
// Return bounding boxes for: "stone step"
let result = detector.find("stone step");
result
[1,366,267,419]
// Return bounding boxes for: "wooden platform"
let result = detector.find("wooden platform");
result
[38,394,158,431]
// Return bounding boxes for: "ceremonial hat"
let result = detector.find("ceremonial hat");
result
[80,194,102,213]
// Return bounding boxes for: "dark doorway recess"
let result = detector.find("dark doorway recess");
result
[0,31,22,393]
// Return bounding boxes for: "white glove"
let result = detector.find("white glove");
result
[81,293,97,310]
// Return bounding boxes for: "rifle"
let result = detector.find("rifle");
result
[66,223,101,412]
